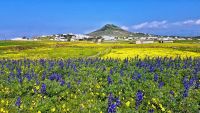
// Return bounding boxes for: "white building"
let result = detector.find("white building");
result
[136,40,154,44]
[159,40,174,43]
[75,34,90,39]
[102,36,115,41]
[55,37,67,41]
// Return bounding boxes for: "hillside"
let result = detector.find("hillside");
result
[88,24,147,37]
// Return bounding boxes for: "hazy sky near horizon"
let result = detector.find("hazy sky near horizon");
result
[0,0,200,39]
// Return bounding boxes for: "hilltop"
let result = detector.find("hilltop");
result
[88,24,147,37]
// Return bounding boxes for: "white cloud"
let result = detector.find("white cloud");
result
[131,22,148,30]
[179,19,200,25]
[132,20,167,30]
[183,20,195,24]
[131,19,200,30]
[195,19,200,25]
[121,26,129,30]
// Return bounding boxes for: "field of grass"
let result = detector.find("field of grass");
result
[0,40,200,59]
[0,40,200,113]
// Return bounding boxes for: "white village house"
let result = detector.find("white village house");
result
[136,40,154,44]
[102,36,116,41]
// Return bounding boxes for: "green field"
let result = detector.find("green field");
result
[0,40,200,113]
[0,40,200,59]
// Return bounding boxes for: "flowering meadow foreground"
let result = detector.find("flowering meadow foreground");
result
[0,57,200,113]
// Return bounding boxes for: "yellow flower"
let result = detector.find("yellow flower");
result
[96,84,100,89]
[161,107,165,111]
[152,104,156,109]
[20,104,24,109]
[31,89,34,93]
[102,93,106,97]
[36,86,40,90]
[91,92,94,95]
[30,107,33,110]
[62,104,66,108]
[80,104,85,108]
[152,98,156,102]
[130,98,134,102]
[6,100,9,106]
[1,108,4,112]
[126,101,130,107]
[51,108,56,112]
[38,111,42,113]
[167,110,172,113]
[159,104,165,111]
[96,93,99,95]
[1,99,5,104]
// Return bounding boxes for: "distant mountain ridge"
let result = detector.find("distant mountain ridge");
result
[88,24,148,37]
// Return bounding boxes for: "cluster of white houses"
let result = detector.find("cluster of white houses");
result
[11,33,198,44]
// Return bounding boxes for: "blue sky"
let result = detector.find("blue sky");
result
[0,0,200,39]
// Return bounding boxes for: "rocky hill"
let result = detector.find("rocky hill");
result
[88,24,147,37]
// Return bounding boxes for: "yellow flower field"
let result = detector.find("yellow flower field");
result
[102,48,200,59]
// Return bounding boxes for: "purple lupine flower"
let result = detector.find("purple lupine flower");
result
[170,90,174,96]
[132,75,137,80]
[49,74,55,81]
[107,93,117,113]
[116,98,121,106]
[135,90,143,109]
[108,104,116,113]
[137,73,141,79]
[148,109,154,113]
[36,79,40,85]
[189,78,194,87]
[49,73,62,82]
[110,69,113,75]
[40,83,47,94]
[60,80,65,86]
[183,89,189,98]
[42,71,46,81]
[149,66,155,72]
[67,82,71,88]
[73,64,77,72]
[183,76,189,90]
[136,90,143,101]
[108,93,113,107]
[15,97,21,107]
[154,74,158,82]
[58,60,64,69]
[158,81,164,88]
[120,69,124,76]
[18,78,23,83]
[26,74,31,81]
[107,76,112,85]
[77,80,81,85]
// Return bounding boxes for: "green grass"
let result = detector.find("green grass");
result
[0,40,200,59]
[0,46,105,59]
